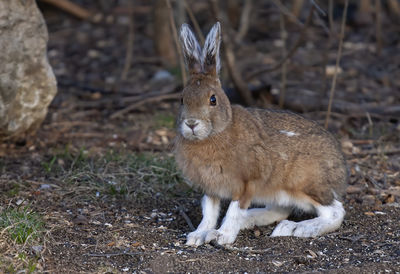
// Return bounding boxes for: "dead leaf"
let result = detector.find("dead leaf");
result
[388,187,400,197]
[384,194,395,204]
[131,242,141,247]
[307,249,318,259]
[271,260,284,267]
[155,129,168,136]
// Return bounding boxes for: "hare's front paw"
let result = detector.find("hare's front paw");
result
[186,230,210,246]
[204,229,237,245]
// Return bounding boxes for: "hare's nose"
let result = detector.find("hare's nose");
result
[185,120,198,130]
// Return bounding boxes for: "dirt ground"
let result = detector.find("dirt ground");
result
[1,149,400,273]
[1,1,400,273]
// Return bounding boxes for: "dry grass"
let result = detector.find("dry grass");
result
[52,150,187,202]
[1,149,191,273]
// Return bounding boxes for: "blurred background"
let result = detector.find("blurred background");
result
[1,0,400,272]
[28,0,400,152]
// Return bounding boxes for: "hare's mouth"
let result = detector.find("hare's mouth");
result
[180,119,210,140]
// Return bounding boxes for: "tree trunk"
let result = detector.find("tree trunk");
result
[153,0,177,67]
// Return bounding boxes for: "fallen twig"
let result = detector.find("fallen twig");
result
[338,235,365,243]
[57,79,140,96]
[64,133,105,138]
[110,92,181,119]
[324,0,348,129]
[122,83,177,104]
[209,240,272,254]
[40,0,92,20]
[177,204,195,231]
[245,6,315,81]
[350,148,400,157]
[366,174,382,189]
[84,252,142,257]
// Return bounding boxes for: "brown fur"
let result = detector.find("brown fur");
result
[175,23,348,215]
[174,75,347,212]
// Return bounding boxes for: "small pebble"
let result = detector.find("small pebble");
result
[39,184,51,190]
[362,195,376,206]
[325,65,343,76]
[346,185,363,194]
[32,245,43,254]
[16,199,23,205]
[151,70,174,82]
[72,215,88,225]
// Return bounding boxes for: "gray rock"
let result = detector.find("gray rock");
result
[32,245,43,254]
[39,184,51,190]
[151,70,174,83]
[0,0,57,141]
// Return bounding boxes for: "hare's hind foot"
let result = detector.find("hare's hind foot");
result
[242,206,291,229]
[271,200,345,237]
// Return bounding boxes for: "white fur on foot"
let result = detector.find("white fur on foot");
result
[186,230,211,246]
[271,219,297,236]
[271,200,345,237]
[242,206,290,229]
[204,201,247,245]
[204,229,237,245]
[185,195,220,246]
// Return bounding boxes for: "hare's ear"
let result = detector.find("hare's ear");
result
[180,23,202,74]
[202,22,221,76]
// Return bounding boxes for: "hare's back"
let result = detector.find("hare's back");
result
[247,108,332,140]
[236,107,347,203]
[245,107,346,171]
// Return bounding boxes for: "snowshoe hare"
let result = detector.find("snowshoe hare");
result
[174,22,348,246]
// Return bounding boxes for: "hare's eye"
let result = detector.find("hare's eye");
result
[210,94,216,106]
